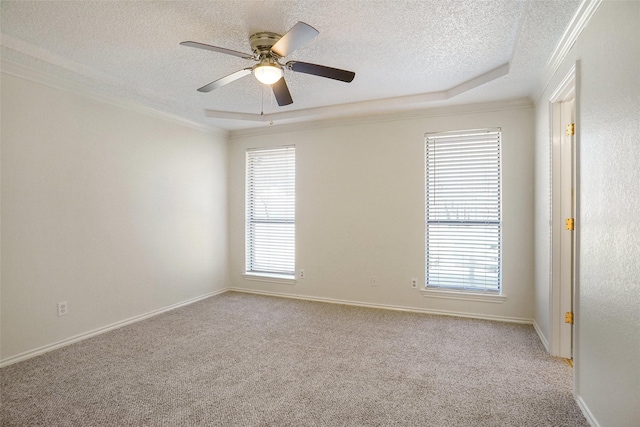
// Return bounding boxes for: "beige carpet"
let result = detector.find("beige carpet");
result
[1,291,588,426]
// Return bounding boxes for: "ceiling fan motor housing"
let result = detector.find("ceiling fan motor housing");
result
[249,32,284,85]
[249,32,282,57]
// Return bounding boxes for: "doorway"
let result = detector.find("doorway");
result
[550,66,576,360]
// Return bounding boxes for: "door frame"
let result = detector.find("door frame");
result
[549,63,579,359]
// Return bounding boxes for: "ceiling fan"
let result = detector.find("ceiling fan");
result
[180,22,355,107]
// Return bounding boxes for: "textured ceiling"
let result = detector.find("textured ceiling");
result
[0,0,580,130]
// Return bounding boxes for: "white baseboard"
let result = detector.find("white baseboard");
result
[533,320,550,352]
[0,289,227,368]
[576,394,600,427]
[229,287,534,324]
[1,287,535,368]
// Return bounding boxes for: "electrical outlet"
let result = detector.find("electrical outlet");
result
[411,278,418,289]
[300,269,305,279]
[57,301,68,317]
[371,276,378,287]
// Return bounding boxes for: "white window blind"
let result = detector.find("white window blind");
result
[425,129,502,293]
[246,146,295,277]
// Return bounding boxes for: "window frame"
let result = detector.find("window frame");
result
[424,128,503,296]
[244,145,296,281]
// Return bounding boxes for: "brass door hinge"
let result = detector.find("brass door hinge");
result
[565,312,574,324]
[566,123,575,136]
[565,218,575,231]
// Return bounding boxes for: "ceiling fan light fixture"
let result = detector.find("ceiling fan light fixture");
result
[253,61,283,85]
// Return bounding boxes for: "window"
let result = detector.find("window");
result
[425,129,502,293]
[246,146,295,278]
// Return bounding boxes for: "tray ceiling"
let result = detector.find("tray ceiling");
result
[1,1,580,130]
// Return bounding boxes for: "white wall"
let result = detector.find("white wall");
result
[228,102,535,321]
[534,1,639,425]
[1,72,228,362]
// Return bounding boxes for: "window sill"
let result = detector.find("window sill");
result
[242,273,296,285]
[420,289,506,303]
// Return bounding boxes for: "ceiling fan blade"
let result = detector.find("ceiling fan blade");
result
[180,41,254,60]
[197,68,252,92]
[270,22,319,58]
[272,77,293,106]
[288,61,355,83]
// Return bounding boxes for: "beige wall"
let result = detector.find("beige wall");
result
[228,103,535,321]
[2,3,637,424]
[1,73,228,362]
[534,1,640,425]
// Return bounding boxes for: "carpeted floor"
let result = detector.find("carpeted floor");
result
[1,292,588,426]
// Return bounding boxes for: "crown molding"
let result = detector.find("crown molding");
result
[207,62,510,124]
[0,58,227,137]
[228,98,533,139]
[534,0,602,100]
